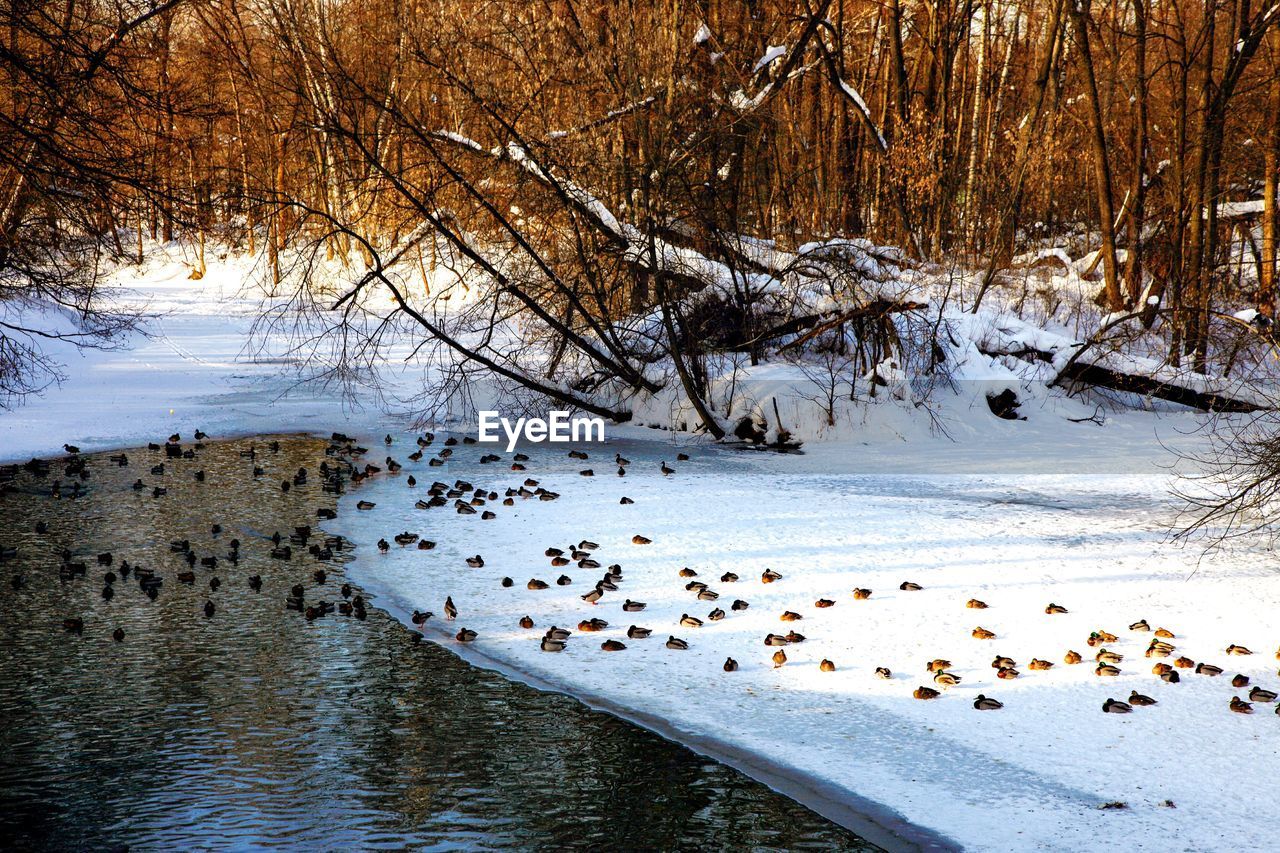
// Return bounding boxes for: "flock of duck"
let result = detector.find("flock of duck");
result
[0,432,382,645]
[4,431,1279,721]
[350,438,1280,718]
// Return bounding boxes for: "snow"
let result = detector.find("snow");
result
[693,23,712,45]
[4,245,1280,852]
[752,44,787,74]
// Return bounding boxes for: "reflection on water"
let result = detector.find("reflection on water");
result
[0,436,873,851]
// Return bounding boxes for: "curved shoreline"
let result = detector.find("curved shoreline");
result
[359,591,960,853]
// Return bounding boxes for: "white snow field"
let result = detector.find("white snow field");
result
[3,249,1278,851]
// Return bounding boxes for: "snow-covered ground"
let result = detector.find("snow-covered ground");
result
[3,247,1278,851]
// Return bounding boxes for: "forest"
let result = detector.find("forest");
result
[3,0,1280,432]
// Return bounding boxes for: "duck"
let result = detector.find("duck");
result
[631,534,652,545]
[1088,630,1119,646]
[578,618,608,632]
[780,610,802,622]
[852,588,872,600]
[997,666,1020,680]
[112,627,125,642]
[627,625,651,639]
[552,556,571,567]
[762,569,783,584]
[517,615,535,629]
[973,694,1003,710]
[1154,627,1175,639]
[601,639,627,651]
[1232,674,1250,688]
[444,596,457,620]
[622,599,645,612]
[900,581,923,591]
[731,599,750,611]
[820,659,836,672]
[785,631,806,643]
[1160,669,1181,683]
[875,667,892,679]
[1226,644,1253,656]
[540,637,566,652]
[456,628,478,642]
[708,607,725,621]
[991,655,1016,669]
[1128,690,1157,706]
[1196,663,1224,677]
[527,579,549,590]
[63,617,84,634]
[1029,658,1054,671]
[556,575,572,586]
[933,670,961,686]
[914,686,941,700]
[1129,619,1150,632]
[411,610,432,625]
[1248,686,1277,702]
[377,539,390,553]
[581,588,603,604]
[972,626,997,640]
[1045,603,1069,615]
[580,469,594,477]
[680,614,703,629]
[1229,697,1253,714]
[724,657,739,672]
[666,636,689,650]
[501,577,514,588]
[357,500,376,511]
[720,572,739,583]
[772,649,788,668]
[966,598,988,609]
[466,555,484,568]
[1102,698,1132,714]
[815,598,835,608]
[764,633,789,647]
[1145,641,1174,658]
[203,600,216,618]
[1095,663,1121,677]
[1174,656,1196,669]
[546,627,572,641]
[1096,649,1124,664]
[660,461,675,475]
[619,497,635,505]
[679,568,698,578]
[926,659,953,673]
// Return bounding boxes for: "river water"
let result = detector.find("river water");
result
[0,435,873,850]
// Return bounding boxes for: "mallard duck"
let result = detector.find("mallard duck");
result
[601,639,626,651]
[815,598,835,608]
[1096,649,1124,664]
[1154,627,1175,639]
[578,618,608,632]
[1102,698,1132,714]
[732,599,750,611]
[934,670,961,686]
[203,600,216,619]
[724,657,739,672]
[1128,690,1157,706]
[762,569,783,584]
[686,581,707,592]
[875,667,892,679]
[1160,669,1181,684]
[661,461,675,475]
[677,452,690,461]
[552,556,571,567]
[764,633,789,647]
[973,694,1003,710]
[556,575,572,586]
[679,568,698,578]
[620,497,634,504]
[1196,663,1224,676]
[518,615,535,629]
[501,577,514,588]
[1226,644,1253,656]
[1232,674,1251,688]
[1029,658,1054,671]
[914,686,940,700]
[1088,630,1119,646]
[927,659,953,673]
[784,631,805,644]
[357,500,375,510]
[853,588,873,600]
[708,608,725,621]
[697,589,720,601]
[456,628,478,642]
[1229,697,1253,714]
[1248,686,1277,702]
[627,625,651,639]
[444,596,457,620]
[972,626,997,640]
[991,655,1016,669]
[780,610,802,622]
[1095,663,1121,677]
[997,667,1019,680]
[900,582,923,591]
[377,539,390,553]
[680,614,703,629]
[666,636,688,650]
[966,598,988,609]
[581,588,603,605]
[772,649,787,668]
[721,572,739,583]
[820,659,836,672]
[1045,603,1069,614]
[528,579,549,590]
[63,617,84,634]
[546,627,572,641]
[622,599,645,612]
[1174,656,1196,668]
[1145,641,1174,658]
[1130,619,1150,632]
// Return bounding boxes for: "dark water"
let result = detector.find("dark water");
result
[0,436,874,851]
